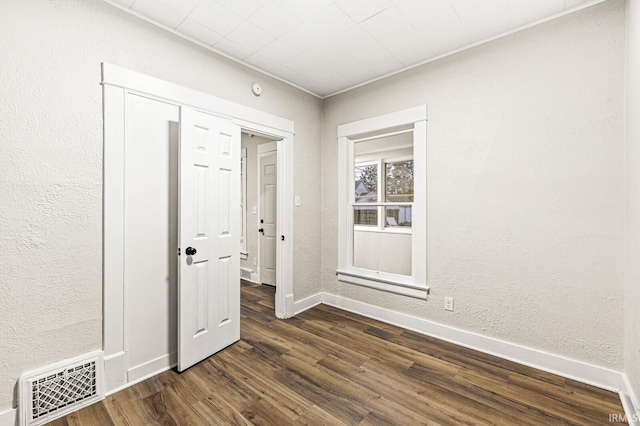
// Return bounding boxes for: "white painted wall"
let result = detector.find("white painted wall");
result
[625,0,640,411]
[240,134,274,279]
[0,0,322,413]
[322,0,625,370]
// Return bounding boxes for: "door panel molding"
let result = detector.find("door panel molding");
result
[178,108,240,371]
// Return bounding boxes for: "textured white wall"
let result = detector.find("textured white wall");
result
[0,0,322,412]
[322,0,625,369]
[625,0,640,408]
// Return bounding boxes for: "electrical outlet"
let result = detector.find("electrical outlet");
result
[444,297,454,312]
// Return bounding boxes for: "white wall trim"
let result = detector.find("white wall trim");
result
[297,292,626,394]
[621,375,640,425]
[102,63,296,396]
[127,353,176,384]
[103,351,126,394]
[337,272,427,299]
[336,105,427,138]
[337,106,428,297]
[293,292,323,316]
[0,408,16,426]
[105,363,176,398]
[102,63,293,134]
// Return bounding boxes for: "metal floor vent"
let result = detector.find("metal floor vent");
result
[240,267,252,280]
[20,352,104,426]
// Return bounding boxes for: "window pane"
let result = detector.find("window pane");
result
[385,160,413,202]
[355,164,377,202]
[385,206,412,228]
[354,225,412,275]
[354,206,377,226]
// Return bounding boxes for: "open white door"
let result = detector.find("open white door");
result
[178,107,240,372]
[258,142,277,286]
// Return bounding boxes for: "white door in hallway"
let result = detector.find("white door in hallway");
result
[178,107,240,371]
[258,142,277,286]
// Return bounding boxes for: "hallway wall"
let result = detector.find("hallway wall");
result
[0,0,322,413]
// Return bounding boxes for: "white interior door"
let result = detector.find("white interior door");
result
[258,143,277,286]
[178,107,240,371]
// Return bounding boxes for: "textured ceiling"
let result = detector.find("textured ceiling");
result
[107,0,603,97]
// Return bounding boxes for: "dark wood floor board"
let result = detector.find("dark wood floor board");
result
[50,282,625,425]
[190,396,253,426]
[407,360,580,426]
[143,385,201,426]
[262,312,372,369]
[57,400,116,426]
[215,348,311,421]
[278,351,421,423]
[294,315,417,371]
[316,351,499,426]
[241,397,301,425]
[278,360,369,424]
[360,357,519,426]
[293,402,353,426]
[103,386,161,426]
[200,356,265,408]
[506,369,624,417]
[451,365,601,425]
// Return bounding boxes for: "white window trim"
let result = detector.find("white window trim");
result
[337,105,427,299]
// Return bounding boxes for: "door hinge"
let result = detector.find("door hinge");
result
[177,247,181,256]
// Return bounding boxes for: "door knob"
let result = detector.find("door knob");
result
[258,228,264,234]
[185,247,197,256]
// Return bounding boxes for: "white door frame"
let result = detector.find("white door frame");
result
[101,63,295,395]
[257,141,278,285]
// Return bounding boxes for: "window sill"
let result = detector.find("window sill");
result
[336,270,427,299]
[354,226,412,235]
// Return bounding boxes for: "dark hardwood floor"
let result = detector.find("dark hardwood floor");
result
[50,281,625,425]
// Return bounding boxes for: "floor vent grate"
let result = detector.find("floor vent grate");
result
[240,268,252,280]
[20,352,104,426]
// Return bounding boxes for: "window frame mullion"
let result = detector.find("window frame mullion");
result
[377,158,384,231]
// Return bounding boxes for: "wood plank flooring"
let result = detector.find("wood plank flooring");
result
[50,281,625,425]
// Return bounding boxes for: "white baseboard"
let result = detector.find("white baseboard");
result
[320,292,625,393]
[104,351,126,394]
[621,375,640,425]
[105,358,176,397]
[127,353,176,384]
[0,407,16,426]
[104,351,176,397]
[292,292,322,316]
[285,293,294,318]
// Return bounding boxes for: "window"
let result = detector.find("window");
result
[337,106,427,299]
[354,158,414,229]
